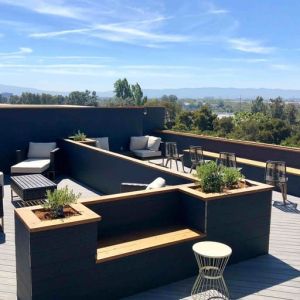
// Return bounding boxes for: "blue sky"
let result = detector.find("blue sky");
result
[0,0,299,92]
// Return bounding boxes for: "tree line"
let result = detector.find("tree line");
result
[172,96,300,147]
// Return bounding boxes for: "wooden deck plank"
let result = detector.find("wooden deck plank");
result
[124,191,300,300]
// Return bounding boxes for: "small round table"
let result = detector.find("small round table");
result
[191,241,232,300]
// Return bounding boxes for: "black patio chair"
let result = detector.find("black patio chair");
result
[164,142,185,173]
[265,161,288,205]
[218,152,237,169]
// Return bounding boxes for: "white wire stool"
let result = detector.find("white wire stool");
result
[192,241,232,300]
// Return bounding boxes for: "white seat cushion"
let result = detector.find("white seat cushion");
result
[27,142,56,159]
[146,177,166,190]
[94,137,109,151]
[11,159,50,174]
[132,149,161,158]
[0,172,3,195]
[130,136,149,151]
[147,136,161,151]
[0,172,3,186]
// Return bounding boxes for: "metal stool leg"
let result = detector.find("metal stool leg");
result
[279,183,287,205]
[180,157,185,173]
[175,159,179,171]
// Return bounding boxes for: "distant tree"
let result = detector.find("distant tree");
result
[67,90,98,106]
[285,103,298,125]
[213,117,234,136]
[251,96,267,114]
[131,83,147,106]
[269,97,285,119]
[193,105,217,131]
[174,111,194,131]
[113,78,132,100]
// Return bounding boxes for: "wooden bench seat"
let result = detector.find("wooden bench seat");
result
[183,149,300,176]
[96,226,205,263]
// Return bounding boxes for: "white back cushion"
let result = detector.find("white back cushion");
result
[146,177,166,190]
[0,171,4,195]
[27,142,56,158]
[95,137,109,151]
[130,136,148,151]
[147,136,161,151]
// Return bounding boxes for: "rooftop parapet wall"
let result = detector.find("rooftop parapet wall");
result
[0,106,165,173]
[158,130,300,169]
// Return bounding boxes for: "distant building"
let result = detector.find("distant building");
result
[0,92,13,102]
[1,92,13,98]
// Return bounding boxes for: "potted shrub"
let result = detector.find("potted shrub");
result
[36,186,81,219]
[69,130,97,146]
[70,130,87,141]
[196,161,245,193]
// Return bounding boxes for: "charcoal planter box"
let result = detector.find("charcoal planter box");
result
[180,180,273,263]
[15,203,100,300]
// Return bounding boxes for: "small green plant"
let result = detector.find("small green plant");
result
[72,130,87,141]
[196,161,244,193]
[43,186,81,218]
[222,167,244,189]
[196,161,224,193]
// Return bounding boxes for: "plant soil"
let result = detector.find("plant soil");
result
[34,206,80,221]
[196,180,253,193]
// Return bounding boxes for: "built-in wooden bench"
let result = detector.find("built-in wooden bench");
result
[96,226,205,263]
[183,149,300,176]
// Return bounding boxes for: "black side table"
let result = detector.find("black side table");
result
[11,174,57,202]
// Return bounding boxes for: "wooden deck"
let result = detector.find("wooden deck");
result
[1,176,299,300]
[125,192,300,300]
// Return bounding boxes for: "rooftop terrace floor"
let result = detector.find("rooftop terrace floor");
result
[0,176,299,300]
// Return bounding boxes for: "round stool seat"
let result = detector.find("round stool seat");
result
[193,241,232,258]
[191,241,232,300]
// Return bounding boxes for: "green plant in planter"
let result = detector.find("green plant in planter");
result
[222,166,244,189]
[196,161,224,193]
[43,186,81,218]
[196,161,244,192]
[72,130,87,141]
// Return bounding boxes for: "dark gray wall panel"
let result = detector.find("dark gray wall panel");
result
[61,140,192,194]
[158,131,300,169]
[0,106,165,173]
[206,190,272,263]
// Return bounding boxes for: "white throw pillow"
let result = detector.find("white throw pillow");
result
[27,142,56,159]
[146,177,166,190]
[147,136,161,151]
[130,136,148,151]
[95,137,109,151]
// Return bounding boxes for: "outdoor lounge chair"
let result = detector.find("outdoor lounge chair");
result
[93,137,110,151]
[120,177,166,193]
[0,172,3,232]
[10,142,59,179]
[130,135,162,158]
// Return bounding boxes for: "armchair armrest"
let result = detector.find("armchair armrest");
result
[120,183,148,193]
[16,149,26,163]
[49,148,60,171]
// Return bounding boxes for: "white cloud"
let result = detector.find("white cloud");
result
[213,58,268,63]
[208,9,229,15]
[0,0,86,19]
[229,38,274,54]
[0,47,33,56]
[270,64,293,71]
[30,22,190,45]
